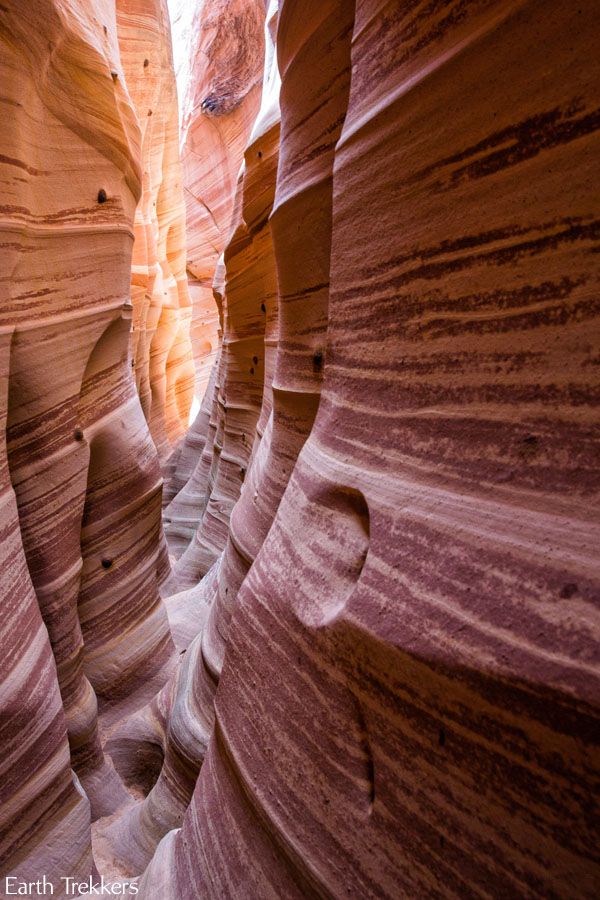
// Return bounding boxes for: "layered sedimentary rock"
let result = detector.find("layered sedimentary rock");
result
[161,0,265,516]
[2,0,600,898]
[117,0,195,461]
[175,0,264,287]
[97,7,282,873]
[0,336,94,894]
[140,0,600,897]
[165,3,280,591]
[164,0,265,421]
[0,0,175,889]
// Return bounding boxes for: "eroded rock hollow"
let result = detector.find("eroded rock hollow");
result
[1,0,599,898]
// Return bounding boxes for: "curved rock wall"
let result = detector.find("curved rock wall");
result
[0,0,174,889]
[116,0,195,461]
[1,0,599,898]
[164,2,280,592]
[161,0,265,516]
[0,335,94,893]
[94,11,283,876]
[163,0,265,424]
[161,0,265,518]
[140,0,600,896]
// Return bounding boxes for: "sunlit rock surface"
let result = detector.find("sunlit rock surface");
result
[117,0,195,461]
[161,0,265,520]
[174,0,264,286]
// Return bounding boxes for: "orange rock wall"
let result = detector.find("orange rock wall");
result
[177,0,264,285]
[117,0,194,461]
[162,0,265,510]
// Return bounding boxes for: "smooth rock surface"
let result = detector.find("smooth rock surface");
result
[1,1,599,898]
[140,0,600,896]
[117,0,195,461]
[0,0,175,889]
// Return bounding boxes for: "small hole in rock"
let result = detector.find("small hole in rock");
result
[103,25,107,35]
[559,582,578,599]
[313,350,323,372]
[101,558,113,570]
[253,356,258,364]
[519,434,539,458]
[143,58,149,68]
[111,70,118,80]
[97,189,107,203]
[261,303,266,313]
[250,367,255,375]
[148,109,152,116]
[240,467,245,481]
[438,727,446,747]
[257,151,262,159]
[74,429,84,442]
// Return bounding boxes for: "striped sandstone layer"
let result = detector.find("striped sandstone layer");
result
[96,6,282,874]
[117,0,195,462]
[139,0,600,897]
[0,335,94,892]
[164,2,280,593]
[0,0,178,891]
[1,0,599,898]
[169,0,263,417]
[162,0,265,520]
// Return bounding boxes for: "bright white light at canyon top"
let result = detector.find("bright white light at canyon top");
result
[167,0,198,132]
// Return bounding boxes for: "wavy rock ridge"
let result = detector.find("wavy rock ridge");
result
[1,0,600,898]
[0,0,163,889]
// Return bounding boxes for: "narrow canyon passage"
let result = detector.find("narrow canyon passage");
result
[0,1,599,898]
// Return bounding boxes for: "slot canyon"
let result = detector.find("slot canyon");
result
[0,0,599,897]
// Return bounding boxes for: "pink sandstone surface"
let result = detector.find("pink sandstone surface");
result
[1,0,599,898]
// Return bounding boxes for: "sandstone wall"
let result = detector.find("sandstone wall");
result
[116,0,194,462]
[1,0,599,898]
[140,0,600,896]
[94,6,282,874]
[161,0,265,511]
[0,0,173,891]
